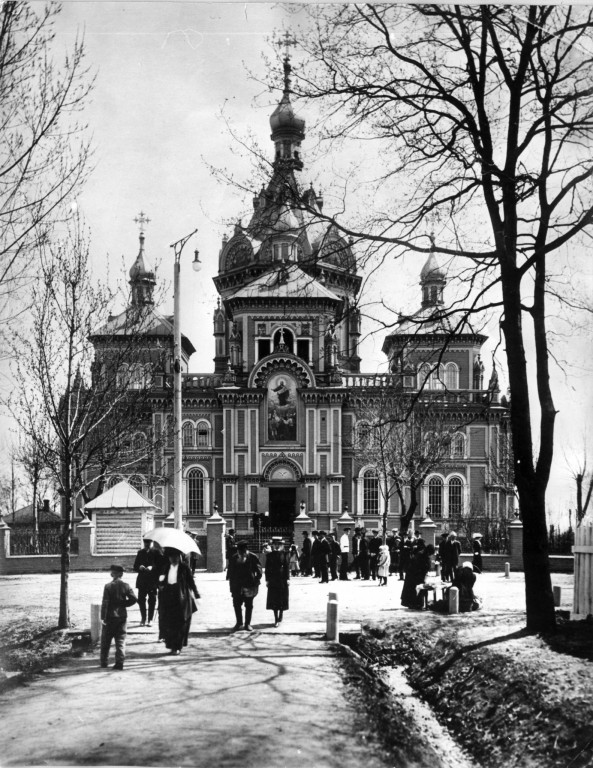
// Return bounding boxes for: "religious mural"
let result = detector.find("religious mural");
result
[267,373,297,441]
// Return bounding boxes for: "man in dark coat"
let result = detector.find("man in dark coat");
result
[300,530,312,576]
[399,531,414,580]
[350,528,361,578]
[227,540,263,632]
[327,533,340,581]
[100,564,137,670]
[265,537,290,626]
[367,529,381,580]
[317,531,331,584]
[359,529,370,580]
[225,528,237,570]
[387,529,400,576]
[310,531,321,578]
[133,539,159,627]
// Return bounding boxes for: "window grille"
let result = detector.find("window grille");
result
[428,477,444,518]
[363,469,379,515]
[188,469,204,515]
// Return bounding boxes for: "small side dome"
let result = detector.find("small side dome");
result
[270,94,306,136]
[420,252,446,283]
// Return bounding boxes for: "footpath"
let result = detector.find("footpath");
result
[0,570,575,767]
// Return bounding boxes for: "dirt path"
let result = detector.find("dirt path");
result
[0,632,404,768]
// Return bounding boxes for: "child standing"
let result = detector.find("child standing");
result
[289,544,300,577]
[100,564,137,670]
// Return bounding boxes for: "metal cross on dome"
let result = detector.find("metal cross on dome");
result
[134,211,151,234]
[278,31,297,58]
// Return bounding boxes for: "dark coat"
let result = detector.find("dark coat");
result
[311,538,322,566]
[101,579,137,621]
[319,537,331,563]
[228,551,263,597]
[445,539,462,569]
[472,539,483,573]
[452,565,477,611]
[265,549,290,610]
[400,551,432,609]
[158,561,199,651]
[133,548,159,590]
[368,536,381,556]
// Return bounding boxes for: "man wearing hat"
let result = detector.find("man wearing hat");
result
[350,527,362,579]
[265,537,290,627]
[100,564,137,670]
[133,538,159,627]
[300,530,312,576]
[227,540,263,631]
[310,531,321,579]
[317,531,331,584]
[472,533,483,573]
[368,529,381,580]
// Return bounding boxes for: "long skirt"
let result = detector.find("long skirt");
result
[159,584,193,651]
[266,579,289,611]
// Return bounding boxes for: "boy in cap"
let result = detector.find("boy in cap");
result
[100,564,138,670]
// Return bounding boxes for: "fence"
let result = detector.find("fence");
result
[548,525,574,555]
[446,517,510,554]
[9,529,79,556]
[244,527,294,553]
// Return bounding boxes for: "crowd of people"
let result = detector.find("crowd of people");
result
[100,527,482,670]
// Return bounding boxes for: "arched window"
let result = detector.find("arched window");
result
[196,421,211,448]
[182,421,194,448]
[418,363,431,390]
[448,477,464,517]
[108,475,122,489]
[128,363,145,390]
[430,364,445,390]
[129,475,144,493]
[273,327,294,353]
[188,468,204,515]
[451,433,465,458]
[445,362,459,390]
[131,432,146,455]
[428,476,444,518]
[363,469,379,515]
[116,364,129,390]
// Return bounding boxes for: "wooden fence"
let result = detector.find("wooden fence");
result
[573,515,593,617]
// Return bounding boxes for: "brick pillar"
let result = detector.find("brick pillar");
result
[206,506,225,573]
[419,515,437,549]
[293,500,313,546]
[0,519,11,574]
[509,517,523,571]
[76,517,95,558]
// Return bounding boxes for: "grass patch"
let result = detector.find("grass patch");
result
[0,617,73,681]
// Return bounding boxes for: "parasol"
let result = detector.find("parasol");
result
[142,527,201,555]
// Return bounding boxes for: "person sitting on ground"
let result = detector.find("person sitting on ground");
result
[452,561,480,612]
[400,543,434,609]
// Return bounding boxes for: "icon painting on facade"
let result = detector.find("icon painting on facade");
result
[267,373,297,441]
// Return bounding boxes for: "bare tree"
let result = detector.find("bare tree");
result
[280,4,593,631]
[566,445,593,525]
[13,429,55,543]
[350,387,466,538]
[0,2,93,324]
[6,214,165,629]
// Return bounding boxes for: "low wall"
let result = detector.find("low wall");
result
[0,522,211,575]
[461,553,574,574]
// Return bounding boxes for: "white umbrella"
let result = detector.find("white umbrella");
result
[143,527,201,555]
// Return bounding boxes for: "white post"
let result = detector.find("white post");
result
[553,585,562,607]
[504,562,510,578]
[326,592,339,641]
[448,586,459,614]
[90,603,102,643]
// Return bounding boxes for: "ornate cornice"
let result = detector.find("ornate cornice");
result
[248,353,315,389]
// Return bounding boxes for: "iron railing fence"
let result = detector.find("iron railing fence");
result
[9,529,79,556]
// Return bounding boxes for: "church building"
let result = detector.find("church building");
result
[96,55,514,538]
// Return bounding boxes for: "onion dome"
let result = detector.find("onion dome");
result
[420,251,446,283]
[129,229,156,307]
[270,55,305,171]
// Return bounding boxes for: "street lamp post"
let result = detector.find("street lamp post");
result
[170,229,200,530]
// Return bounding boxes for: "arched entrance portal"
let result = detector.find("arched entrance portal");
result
[269,486,296,527]
[265,460,300,528]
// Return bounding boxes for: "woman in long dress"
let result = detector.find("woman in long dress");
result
[265,537,290,627]
[158,548,200,655]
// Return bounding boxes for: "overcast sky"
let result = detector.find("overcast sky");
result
[6,1,591,521]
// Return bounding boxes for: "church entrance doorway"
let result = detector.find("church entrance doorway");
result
[269,487,296,528]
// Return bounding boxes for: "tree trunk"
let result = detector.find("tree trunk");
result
[501,275,556,632]
[58,489,72,629]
